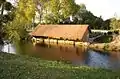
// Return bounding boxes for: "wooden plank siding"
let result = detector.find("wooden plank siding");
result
[30,25,89,46]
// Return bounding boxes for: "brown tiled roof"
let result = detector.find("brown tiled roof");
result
[30,25,89,40]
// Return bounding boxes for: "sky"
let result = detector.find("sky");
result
[75,0,120,20]
[7,0,120,20]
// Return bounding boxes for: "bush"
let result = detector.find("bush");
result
[103,43,109,51]
[94,35,113,43]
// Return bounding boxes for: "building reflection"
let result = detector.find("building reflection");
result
[33,43,87,63]
[32,43,120,70]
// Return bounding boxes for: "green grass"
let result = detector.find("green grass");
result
[0,52,120,79]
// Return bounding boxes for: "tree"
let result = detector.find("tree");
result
[41,0,78,24]
[102,19,111,30]
[110,18,120,30]
[66,4,105,29]
[0,0,14,44]
[5,0,36,53]
[93,16,104,29]
[34,0,49,23]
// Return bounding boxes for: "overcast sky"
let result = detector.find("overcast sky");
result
[7,0,120,20]
[75,0,120,20]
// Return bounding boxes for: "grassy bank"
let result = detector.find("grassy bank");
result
[0,52,120,79]
[94,35,113,43]
[89,43,120,52]
[89,35,120,52]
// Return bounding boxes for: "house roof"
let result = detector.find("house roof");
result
[30,24,89,40]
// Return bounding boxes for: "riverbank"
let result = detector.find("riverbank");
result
[0,52,120,79]
[89,35,120,52]
[89,43,120,52]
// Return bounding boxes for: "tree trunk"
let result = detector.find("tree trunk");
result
[0,2,5,45]
[1,3,5,16]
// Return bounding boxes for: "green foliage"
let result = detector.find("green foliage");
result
[103,43,109,51]
[16,0,36,22]
[5,0,36,42]
[94,35,113,43]
[0,52,120,79]
[71,4,105,29]
[110,18,120,30]
[4,2,13,11]
[5,19,28,42]
[102,19,111,30]
[0,0,14,44]
[42,0,78,24]
[4,0,36,53]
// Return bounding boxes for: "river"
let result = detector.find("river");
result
[1,43,120,70]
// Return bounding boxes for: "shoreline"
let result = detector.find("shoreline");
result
[88,43,120,52]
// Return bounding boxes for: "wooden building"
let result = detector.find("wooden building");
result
[30,25,89,46]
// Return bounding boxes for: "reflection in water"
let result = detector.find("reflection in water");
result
[76,47,79,56]
[34,43,120,69]
[1,43,120,70]
[34,44,87,62]
[1,44,15,54]
[110,52,120,69]
[85,50,111,69]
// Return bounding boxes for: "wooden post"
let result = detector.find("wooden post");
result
[42,38,44,43]
[57,39,58,45]
[76,47,79,56]
[8,43,10,53]
[48,37,50,48]
[32,37,36,46]
[64,39,66,46]
[73,41,75,47]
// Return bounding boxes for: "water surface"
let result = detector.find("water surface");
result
[1,43,120,70]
